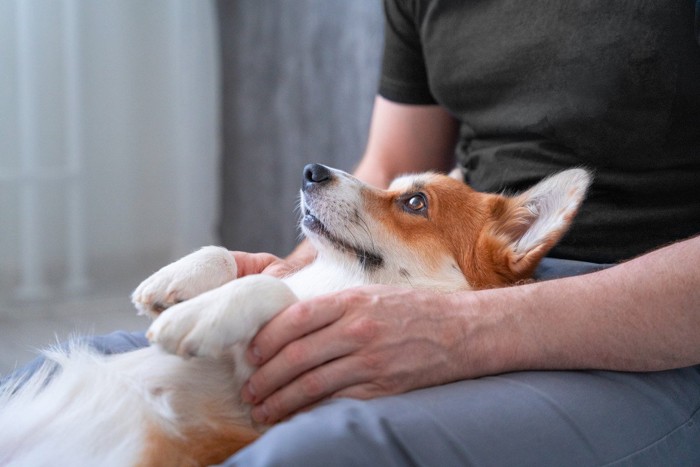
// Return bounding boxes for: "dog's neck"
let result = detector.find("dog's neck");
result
[280,247,471,300]
[281,253,368,301]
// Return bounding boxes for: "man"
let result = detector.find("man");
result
[226,1,700,465]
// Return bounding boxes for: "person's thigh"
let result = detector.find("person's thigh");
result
[226,367,700,466]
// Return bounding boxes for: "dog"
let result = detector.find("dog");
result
[0,164,590,466]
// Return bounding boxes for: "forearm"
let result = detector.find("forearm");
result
[457,236,700,375]
[353,96,458,188]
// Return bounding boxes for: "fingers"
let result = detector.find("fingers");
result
[248,355,375,424]
[242,291,395,422]
[230,250,311,279]
[230,251,281,277]
[245,295,348,367]
[261,260,298,278]
[242,313,358,404]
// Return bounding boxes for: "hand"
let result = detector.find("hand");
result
[240,285,476,424]
[232,240,317,279]
[230,251,286,277]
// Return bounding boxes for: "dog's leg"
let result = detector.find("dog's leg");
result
[131,246,238,318]
[146,274,298,361]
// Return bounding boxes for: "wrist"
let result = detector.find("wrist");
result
[449,285,538,378]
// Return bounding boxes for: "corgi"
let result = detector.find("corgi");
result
[0,164,590,466]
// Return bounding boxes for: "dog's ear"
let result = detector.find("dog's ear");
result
[447,166,464,181]
[491,169,592,278]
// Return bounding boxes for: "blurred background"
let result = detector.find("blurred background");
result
[0,0,383,374]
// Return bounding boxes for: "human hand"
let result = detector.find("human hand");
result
[230,251,287,277]
[240,285,477,424]
[232,240,316,279]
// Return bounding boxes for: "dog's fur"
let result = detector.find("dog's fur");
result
[0,164,590,466]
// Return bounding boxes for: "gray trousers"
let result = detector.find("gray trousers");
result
[5,259,700,466]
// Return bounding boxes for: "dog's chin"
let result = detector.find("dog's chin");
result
[301,212,337,252]
[302,211,324,236]
[301,211,384,271]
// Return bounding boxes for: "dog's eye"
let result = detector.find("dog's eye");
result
[403,193,427,213]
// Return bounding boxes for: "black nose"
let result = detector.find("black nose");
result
[303,164,332,190]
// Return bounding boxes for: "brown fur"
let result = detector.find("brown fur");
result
[139,422,259,467]
[364,174,570,289]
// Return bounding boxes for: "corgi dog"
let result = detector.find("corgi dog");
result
[0,164,590,466]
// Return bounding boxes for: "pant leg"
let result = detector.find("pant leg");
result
[226,367,700,467]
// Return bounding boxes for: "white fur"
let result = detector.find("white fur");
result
[0,344,243,467]
[513,169,591,255]
[131,245,237,318]
[0,166,590,466]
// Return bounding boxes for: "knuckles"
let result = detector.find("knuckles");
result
[287,303,314,331]
[343,315,381,345]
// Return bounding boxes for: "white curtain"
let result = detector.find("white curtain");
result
[0,0,221,301]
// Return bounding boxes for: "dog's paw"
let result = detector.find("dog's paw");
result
[146,289,221,358]
[132,246,237,318]
[147,275,298,360]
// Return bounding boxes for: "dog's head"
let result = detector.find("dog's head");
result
[300,164,590,291]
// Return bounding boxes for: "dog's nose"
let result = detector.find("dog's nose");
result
[303,164,332,190]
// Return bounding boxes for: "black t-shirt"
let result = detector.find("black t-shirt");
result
[380,0,700,263]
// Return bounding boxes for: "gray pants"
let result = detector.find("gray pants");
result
[5,259,700,465]
[228,368,700,466]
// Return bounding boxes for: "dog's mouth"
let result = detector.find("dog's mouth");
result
[302,205,383,271]
[302,208,323,232]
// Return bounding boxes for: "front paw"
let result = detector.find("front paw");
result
[132,246,237,318]
[146,287,224,358]
[147,275,298,359]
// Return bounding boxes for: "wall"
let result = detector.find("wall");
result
[218,0,384,256]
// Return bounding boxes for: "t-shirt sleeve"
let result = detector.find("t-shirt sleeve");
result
[379,0,437,105]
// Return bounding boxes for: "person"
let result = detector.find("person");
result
[6,1,700,465]
[224,1,700,464]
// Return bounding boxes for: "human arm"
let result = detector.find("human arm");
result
[241,235,700,424]
[352,95,458,187]
[492,234,700,373]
